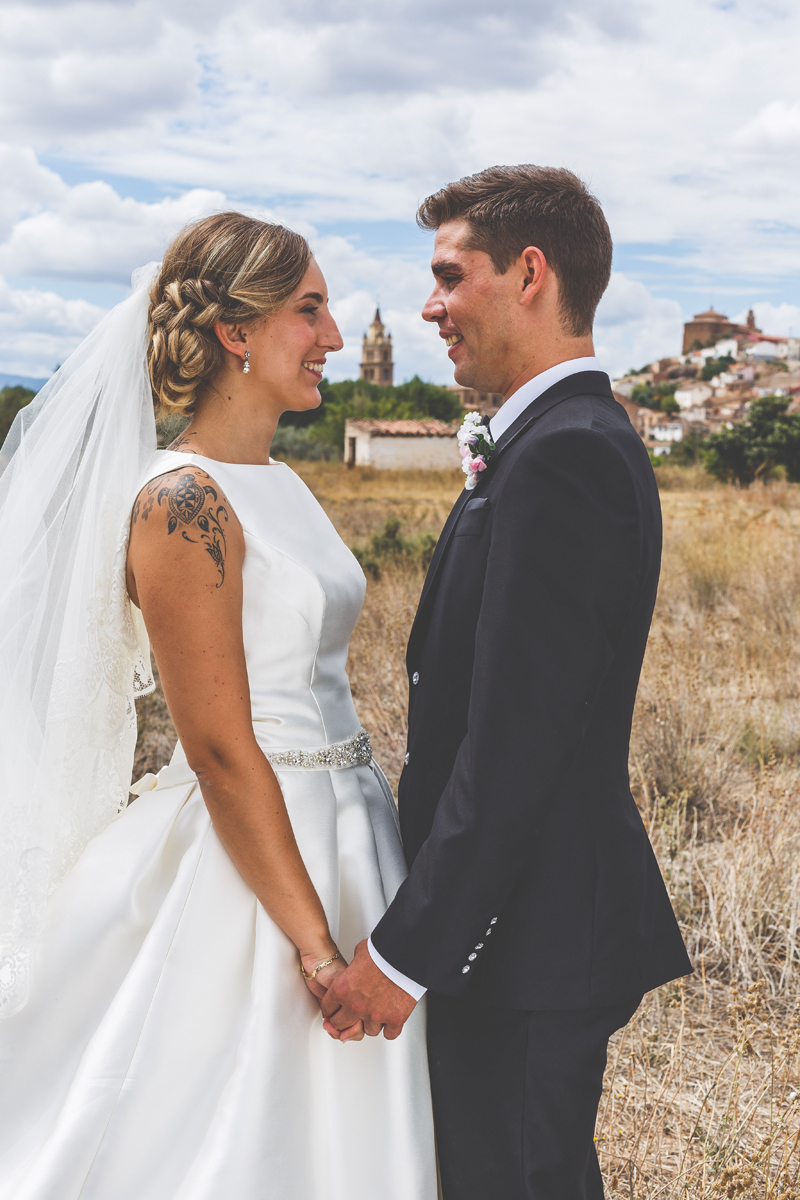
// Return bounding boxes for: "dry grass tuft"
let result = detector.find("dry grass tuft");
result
[134,463,800,1193]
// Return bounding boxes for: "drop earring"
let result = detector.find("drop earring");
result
[243,351,251,374]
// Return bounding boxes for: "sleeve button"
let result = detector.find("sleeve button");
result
[404,753,410,765]
[490,917,497,925]
[462,965,470,974]
[475,943,483,950]
[468,953,477,961]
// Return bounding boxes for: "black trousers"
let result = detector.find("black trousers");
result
[427,992,642,1200]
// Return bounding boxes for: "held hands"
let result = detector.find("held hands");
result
[320,939,417,1041]
[300,948,366,1042]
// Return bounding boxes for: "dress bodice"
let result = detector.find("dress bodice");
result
[138,451,367,750]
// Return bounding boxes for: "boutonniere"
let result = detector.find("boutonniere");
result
[457,411,495,490]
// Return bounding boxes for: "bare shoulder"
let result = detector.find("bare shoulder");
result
[130,465,243,590]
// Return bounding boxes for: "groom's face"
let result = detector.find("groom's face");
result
[422,219,518,395]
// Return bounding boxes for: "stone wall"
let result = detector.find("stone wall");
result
[352,433,461,469]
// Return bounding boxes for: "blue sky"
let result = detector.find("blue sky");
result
[0,0,799,385]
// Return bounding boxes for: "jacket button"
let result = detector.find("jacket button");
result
[462,965,470,974]
[412,671,419,685]
[404,753,410,765]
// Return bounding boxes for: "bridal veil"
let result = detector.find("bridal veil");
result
[0,265,159,1016]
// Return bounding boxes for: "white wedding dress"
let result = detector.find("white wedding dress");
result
[0,451,437,1200]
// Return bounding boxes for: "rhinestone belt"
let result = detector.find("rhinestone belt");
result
[265,728,372,772]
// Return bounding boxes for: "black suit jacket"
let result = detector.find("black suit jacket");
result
[371,372,692,1010]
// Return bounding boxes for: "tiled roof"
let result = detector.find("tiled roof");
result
[346,419,457,437]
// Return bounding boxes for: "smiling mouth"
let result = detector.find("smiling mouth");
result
[445,334,462,347]
[302,361,325,374]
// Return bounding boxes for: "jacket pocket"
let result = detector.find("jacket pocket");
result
[454,496,492,537]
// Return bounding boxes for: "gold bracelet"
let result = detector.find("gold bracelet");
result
[299,948,341,981]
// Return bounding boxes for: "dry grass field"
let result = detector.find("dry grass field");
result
[134,460,800,1197]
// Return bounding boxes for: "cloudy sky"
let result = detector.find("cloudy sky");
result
[1,0,799,385]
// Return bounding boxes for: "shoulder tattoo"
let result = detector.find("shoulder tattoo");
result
[133,470,230,587]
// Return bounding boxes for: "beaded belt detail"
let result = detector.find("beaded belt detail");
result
[265,728,372,772]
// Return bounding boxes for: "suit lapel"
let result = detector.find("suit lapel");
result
[407,486,472,663]
[407,371,614,662]
[490,371,613,464]
[416,487,472,612]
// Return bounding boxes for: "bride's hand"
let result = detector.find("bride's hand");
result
[300,951,365,1042]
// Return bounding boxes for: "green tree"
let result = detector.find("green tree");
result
[288,376,462,449]
[703,396,800,486]
[0,386,36,445]
[631,382,679,413]
[668,431,706,466]
[700,355,734,382]
[352,516,438,580]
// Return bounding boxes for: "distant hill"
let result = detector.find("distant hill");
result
[0,373,50,392]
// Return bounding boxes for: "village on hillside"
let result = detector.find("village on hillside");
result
[611,307,800,457]
[5,304,797,471]
[344,305,800,467]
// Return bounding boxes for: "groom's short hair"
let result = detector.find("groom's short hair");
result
[417,166,612,338]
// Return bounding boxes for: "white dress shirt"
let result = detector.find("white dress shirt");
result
[367,356,605,1001]
[489,356,603,443]
[367,937,427,1000]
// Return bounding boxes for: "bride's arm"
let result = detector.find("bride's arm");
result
[127,466,358,1021]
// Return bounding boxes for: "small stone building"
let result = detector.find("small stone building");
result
[344,419,460,469]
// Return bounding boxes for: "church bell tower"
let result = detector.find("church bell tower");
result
[359,308,394,386]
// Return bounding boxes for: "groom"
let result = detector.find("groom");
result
[323,165,691,1198]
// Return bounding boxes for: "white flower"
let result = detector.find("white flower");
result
[457,412,493,446]
[457,413,494,490]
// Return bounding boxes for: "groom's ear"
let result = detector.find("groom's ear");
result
[518,247,549,306]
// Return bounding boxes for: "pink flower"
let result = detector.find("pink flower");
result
[468,455,487,473]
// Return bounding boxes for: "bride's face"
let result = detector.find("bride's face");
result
[231,259,343,415]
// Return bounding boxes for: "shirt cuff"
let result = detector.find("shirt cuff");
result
[367,937,427,1001]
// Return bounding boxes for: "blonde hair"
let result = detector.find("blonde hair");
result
[147,212,312,415]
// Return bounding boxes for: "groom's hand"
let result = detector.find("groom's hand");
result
[321,939,417,1040]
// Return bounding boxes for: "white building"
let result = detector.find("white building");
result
[711,338,739,359]
[652,422,683,445]
[344,418,460,469]
[745,340,788,362]
[673,382,713,410]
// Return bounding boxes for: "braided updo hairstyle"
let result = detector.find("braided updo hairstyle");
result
[147,212,312,415]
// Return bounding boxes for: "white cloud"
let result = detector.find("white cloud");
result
[313,233,445,383]
[594,274,684,379]
[731,302,800,338]
[0,0,799,375]
[0,275,106,374]
[0,2,199,135]
[0,178,256,282]
[0,145,65,240]
[730,101,800,151]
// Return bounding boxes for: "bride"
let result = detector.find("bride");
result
[0,212,436,1199]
